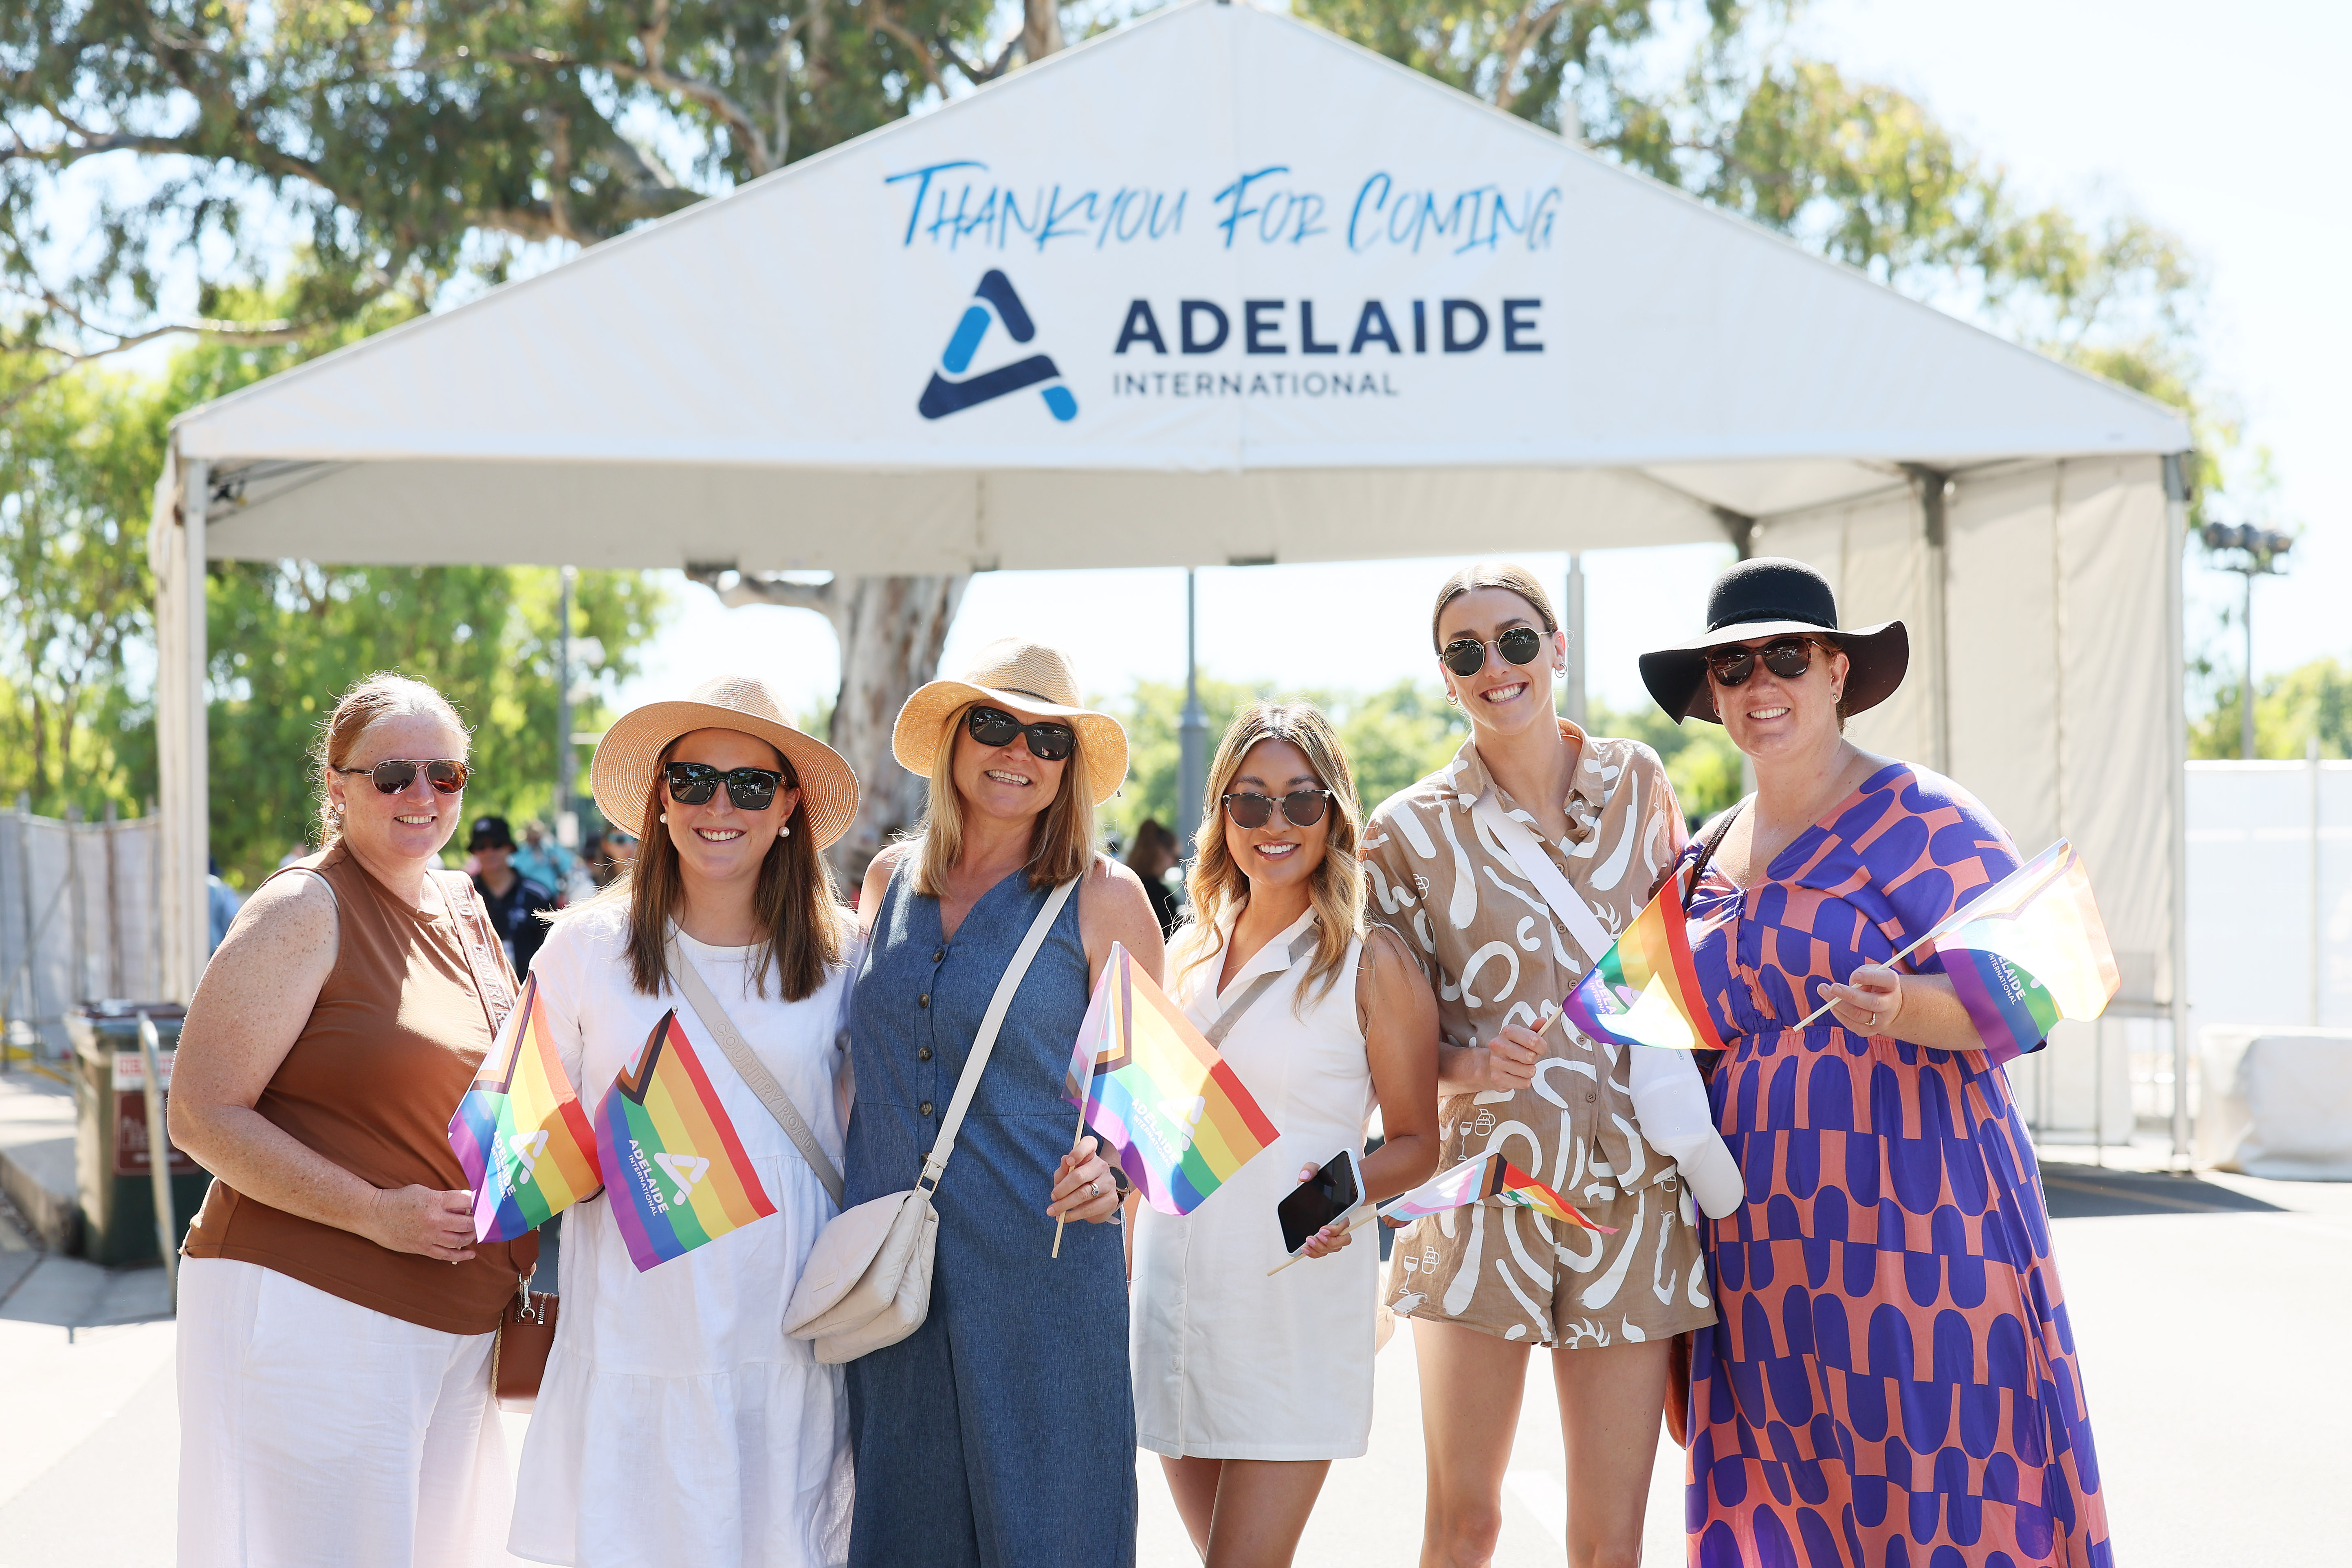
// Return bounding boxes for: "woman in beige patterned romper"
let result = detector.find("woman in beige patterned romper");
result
[1366,563,1745,1568]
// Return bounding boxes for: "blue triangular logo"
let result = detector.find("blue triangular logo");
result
[918,271,1078,423]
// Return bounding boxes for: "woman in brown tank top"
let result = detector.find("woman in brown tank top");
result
[170,673,536,1568]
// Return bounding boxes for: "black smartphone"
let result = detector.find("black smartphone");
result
[1277,1149,1362,1256]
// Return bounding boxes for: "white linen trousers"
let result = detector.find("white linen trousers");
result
[176,1256,522,1568]
[1130,911,1381,1460]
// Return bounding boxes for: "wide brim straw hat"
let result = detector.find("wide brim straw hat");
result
[591,674,859,849]
[1639,556,1909,725]
[892,637,1129,805]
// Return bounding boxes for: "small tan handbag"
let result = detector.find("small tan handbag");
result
[782,876,1078,1365]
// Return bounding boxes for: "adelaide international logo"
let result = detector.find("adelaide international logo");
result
[917,270,1078,423]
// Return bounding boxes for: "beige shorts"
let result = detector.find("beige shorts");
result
[1386,1175,1716,1348]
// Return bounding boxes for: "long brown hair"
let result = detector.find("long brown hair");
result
[616,735,849,1002]
[310,672,469,851]
[1171,701,1364,1008]
[912,704,1098,897]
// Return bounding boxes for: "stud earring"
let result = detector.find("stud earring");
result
[659,812,668,824]
[781,823,792,838]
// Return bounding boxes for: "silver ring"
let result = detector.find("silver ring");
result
[1089,1179,1103,1197]
[1866,1011,1878,1029]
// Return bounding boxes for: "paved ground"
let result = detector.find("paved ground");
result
[2,1125,2344,1565]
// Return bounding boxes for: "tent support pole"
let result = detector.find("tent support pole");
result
[1563,554,1586,727]
[158,455,211,1003]
[2163,453,2192,1170]
[1903,465,1954,774]
[1177,568,1206,859]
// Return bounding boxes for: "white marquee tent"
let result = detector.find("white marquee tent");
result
[150,0,2193,1132]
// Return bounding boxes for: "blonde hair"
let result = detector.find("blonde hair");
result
[311,673,471,850]
[1171,701,1364,1007]
[913,704,1098,897]
[1430,560,1559,650]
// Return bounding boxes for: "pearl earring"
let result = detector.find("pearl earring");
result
[781,823,792,838]
[659,812,668,824]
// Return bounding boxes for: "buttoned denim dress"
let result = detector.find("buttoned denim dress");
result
[843,867,1137,1568]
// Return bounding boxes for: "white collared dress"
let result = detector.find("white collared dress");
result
[1129,911,1380,1460]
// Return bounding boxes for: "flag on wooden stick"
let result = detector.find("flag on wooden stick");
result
[596,1009,776,1271]
[447,974,601,1243]
[1380,1153,1613,1234]
[1061,942,1279,1216]
[1561,873,1727,1053]
[1925,840,2121,1065]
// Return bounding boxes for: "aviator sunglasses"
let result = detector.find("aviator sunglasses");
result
[664,761,785,811]
[1704,636,1826,688]
[1221,789,1336,830]
[967,705,1077,763]
[1441,625,1547,679]
[336,759,471,795]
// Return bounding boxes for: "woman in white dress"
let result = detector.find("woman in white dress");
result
[1131,701,1441,1567]
[509,676,862,1568]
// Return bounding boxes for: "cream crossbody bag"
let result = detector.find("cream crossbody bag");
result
[781,874,1080,1365]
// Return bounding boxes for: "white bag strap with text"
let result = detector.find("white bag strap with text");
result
[668,934,846,1207]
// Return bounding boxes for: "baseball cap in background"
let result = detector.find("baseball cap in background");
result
[469,815,515,850]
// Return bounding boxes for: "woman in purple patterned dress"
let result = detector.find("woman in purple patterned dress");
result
[1640,559,2111,1568]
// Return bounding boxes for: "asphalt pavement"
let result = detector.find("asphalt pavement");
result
[2,1145,2344,1566]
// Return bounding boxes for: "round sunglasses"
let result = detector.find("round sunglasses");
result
[336,759,471,795]
[967,704,1076,762]
[664,761,785,811]
[1221,789,1336,830]
[1704,636,1827,688]
[1441,625,1546,679]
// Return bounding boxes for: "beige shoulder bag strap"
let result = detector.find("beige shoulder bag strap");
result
[667,934,846,1207]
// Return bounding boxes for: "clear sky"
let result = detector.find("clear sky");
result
[602,0,2345,725]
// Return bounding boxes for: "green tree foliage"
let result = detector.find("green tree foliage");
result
[1,0,1012,390]
[0,359,169,817]
[2190,658,2352,762]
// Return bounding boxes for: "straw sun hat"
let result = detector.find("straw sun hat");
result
[1638,557,1909,725]
[892,638,1129,805]
[590,674,860,849]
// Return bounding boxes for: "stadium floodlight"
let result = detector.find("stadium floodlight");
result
[2199,523,2296,760]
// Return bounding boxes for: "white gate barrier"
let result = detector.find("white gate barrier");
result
[0,808,165,1063]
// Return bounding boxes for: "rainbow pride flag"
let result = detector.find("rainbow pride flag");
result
[595,1009,776,1271]
[1926,840,2121,1066]
[1061,942,1279,1216]
[447,975,601,1243]
[1380,1154,1612,1234]
[1562,872,1727,1053]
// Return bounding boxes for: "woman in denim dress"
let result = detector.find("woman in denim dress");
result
[843,639,1164,1568]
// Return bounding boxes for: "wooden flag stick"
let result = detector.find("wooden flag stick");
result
[1265,1206,1380,1277]
[1790,926,1941,1030]
[1050,1106,1089,1259]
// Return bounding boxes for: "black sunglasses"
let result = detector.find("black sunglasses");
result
[1221,789,1335,830]
[967,705,1076,762]
[664,761,785,811]
[336,759,471,795]
[1441,625,1547,679]
[1704,636,1826,688]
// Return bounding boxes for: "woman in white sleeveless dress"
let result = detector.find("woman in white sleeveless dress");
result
[509,678,861,1568]
[1131,702,1440,1567]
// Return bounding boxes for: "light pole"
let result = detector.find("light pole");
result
[2200,523,2294,760]
[1177,567,1207,859]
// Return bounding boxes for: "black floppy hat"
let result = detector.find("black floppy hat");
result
[468,814,515,850]
[1639,557,1908,725]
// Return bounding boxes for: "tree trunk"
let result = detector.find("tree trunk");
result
[827,574,968,884]
[1021,0,1065,65]
[695,570,968,891]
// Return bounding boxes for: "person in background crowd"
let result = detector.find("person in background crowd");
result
[470,814,559,977]
[206,856,242,957]
[844,637,1160,1568]
[510,675,860,1567]
[1367,562,1742,1568]
[1135,702,1439,1567]
[603,824,639,882]
[1645,558,2110,1566]
[171,672,533,1568]
[276,841,312,870]
[513,818,577,896]
[1125,816,1184,937]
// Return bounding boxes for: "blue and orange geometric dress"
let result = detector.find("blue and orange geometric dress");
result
[1681,763,2112,1567]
